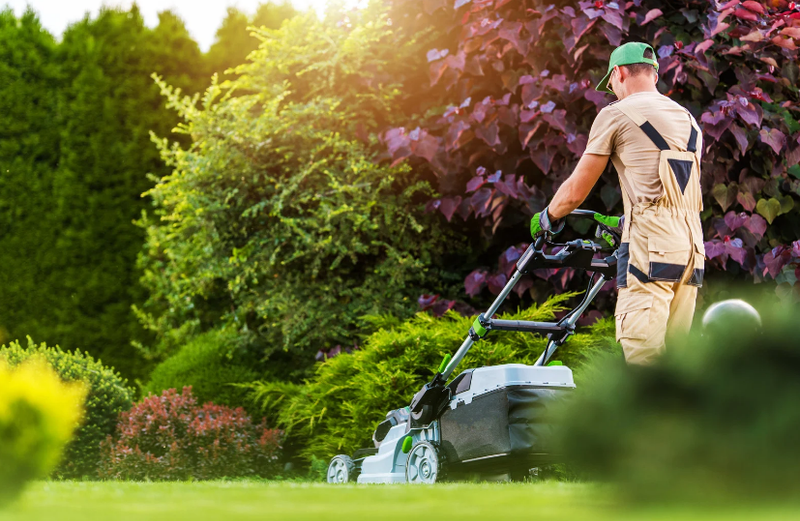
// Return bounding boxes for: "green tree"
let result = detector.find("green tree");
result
[149,10,210,91]
[0,7,208,381]
[49,6,208,379]
[0,9,62,349]
[137,3,468,376]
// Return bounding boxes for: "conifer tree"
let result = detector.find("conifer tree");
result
[48,7,208,378]
[0,9,62,349]
[0,7,207,379]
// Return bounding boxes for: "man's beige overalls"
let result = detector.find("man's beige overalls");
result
[612,103,705,365]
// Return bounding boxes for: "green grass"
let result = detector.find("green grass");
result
[1,481,798,521]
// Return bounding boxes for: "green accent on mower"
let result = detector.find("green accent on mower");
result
[437,354,451,374]
[472,316,487,337]
[401,436,413,453]
[547,361,563,366]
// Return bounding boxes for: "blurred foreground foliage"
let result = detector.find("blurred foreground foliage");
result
[0,339,133,479]
[558,299,800,502]
[0,358,85,505]
[247,293,618,462]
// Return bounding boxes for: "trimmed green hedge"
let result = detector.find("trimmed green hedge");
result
[0,338,133,478]
[248,293,619,462]
[143,327,260,412]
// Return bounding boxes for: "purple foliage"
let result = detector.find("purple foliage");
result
[389,0,800,304]
[384,0,800,304]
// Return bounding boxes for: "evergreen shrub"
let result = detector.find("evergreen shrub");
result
[0,338,133,479]
[99,387,282,481]
[0,358,86,505]
[248,293,618,462]
[143,327,260,412]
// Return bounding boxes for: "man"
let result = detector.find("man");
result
[530,42,704,365]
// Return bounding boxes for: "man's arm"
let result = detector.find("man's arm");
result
[547,154,609,220]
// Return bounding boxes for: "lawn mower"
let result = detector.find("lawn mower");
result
[327,209,620,484]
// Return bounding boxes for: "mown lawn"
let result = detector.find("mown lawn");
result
[1,481,797,521]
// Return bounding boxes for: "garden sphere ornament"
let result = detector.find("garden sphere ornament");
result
[701,299,762,337]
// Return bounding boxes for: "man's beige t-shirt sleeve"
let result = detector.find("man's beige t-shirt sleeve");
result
[584,106,620,156]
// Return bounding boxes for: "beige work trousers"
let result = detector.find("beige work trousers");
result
[611,102,705,365]
[615,207,705,365]
[617,283,697,365]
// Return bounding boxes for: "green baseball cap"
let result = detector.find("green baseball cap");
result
[596,42,659,94]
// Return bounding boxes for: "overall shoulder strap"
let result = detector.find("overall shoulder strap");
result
[601,103,640,208]
[684,109,699,153]
[612,102,670,151]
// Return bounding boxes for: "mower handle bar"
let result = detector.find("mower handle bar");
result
[439,209,618,381]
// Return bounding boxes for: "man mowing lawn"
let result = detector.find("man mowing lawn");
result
[530,42,705,365]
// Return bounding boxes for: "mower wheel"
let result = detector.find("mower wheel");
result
[405,441,445,484]
[327,455,357,484]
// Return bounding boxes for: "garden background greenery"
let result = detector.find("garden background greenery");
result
[1,0,800,502]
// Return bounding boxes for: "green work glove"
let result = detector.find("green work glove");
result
[530,206,565,239]
[593,212,622,229]
[593,212,624,248]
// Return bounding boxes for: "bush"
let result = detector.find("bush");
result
[135,2,469,369]
[248,293,618,463]
[0,358,86,505]
[556,300,800,503]
[0,338,133,478]
[143,327,260,412]
[99,387,282,480]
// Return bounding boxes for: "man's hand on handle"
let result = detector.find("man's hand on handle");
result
[530,206,566,239]
[593,212,624,248]
[529,209,623,249]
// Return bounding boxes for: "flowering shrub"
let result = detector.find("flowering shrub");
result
[384,0,800,300]
[99,387,282,480]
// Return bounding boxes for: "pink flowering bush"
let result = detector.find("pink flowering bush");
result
[99,387,282,480]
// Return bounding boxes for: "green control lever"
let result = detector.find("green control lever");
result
[437,354,452,374]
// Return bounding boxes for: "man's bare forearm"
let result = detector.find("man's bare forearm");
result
[547,154,610,220]
[548,177,590,220]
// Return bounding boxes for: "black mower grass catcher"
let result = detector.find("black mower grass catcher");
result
[327,209,620,484]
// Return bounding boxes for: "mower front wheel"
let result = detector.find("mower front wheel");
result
[405,441,445,484]
[327,455,357,483]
